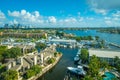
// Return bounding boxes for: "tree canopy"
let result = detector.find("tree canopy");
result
[2,47,22,59]
[0,70,18,80]
[35,42,46,50]
[80,48,89,63]
[24,65,42,79]
[88,55,101,77]
[114,56,120,72]
[47,58,55,64]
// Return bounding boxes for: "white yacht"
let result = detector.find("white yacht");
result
[67,66,86,76]
[74,55,80,61]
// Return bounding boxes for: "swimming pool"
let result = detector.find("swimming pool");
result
[103,72,116,80]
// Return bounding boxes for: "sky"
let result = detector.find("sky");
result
[0,0,120,28]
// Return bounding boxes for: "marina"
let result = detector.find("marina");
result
[1,0,120,80]
[37,30,120,80]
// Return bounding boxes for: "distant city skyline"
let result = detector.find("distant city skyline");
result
[0,0,120,27]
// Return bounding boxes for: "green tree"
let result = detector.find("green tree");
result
[0,70,18,80]
[2,47,22,59]
[82,75,94,80]
[80,48,89,63]
[100,61,109,71]
[114,56,120,72]
[36,43,46,50]
[2,50,11,59]
[0,55,3,62]
[95,36,99,41]
[54,52,58,57]
[88,55,101,77]
[47,58,55,64]
[88,36,93,40]
[0,65,6,74]
[0,46,7,62]
[56,31,64,37]
[75,36,81,42]
[10,47,22,58]
[2,47,23,62]
[25,70,35,79]
[31,65,42,75]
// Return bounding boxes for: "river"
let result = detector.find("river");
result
[38,30,120,80]
[64,30,120,45]
[38,47,78,80]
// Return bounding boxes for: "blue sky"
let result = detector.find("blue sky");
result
[0,0,120,27]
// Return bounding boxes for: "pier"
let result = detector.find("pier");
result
[109,42,120,48]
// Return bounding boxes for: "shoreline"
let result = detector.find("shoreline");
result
[28,54,63,80]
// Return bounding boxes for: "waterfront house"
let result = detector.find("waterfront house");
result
[16,44,36,54]
[40,45,56,64]
[5,54,38,72]
[89,49,120,65]
[5,45,56,70]
[4,45,56,79]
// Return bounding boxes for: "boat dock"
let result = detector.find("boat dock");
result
[109,42,120,48]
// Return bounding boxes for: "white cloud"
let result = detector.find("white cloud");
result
[48,16,57,23]
[105,20,111,24]
[104,17,111,20]
[8,10,44,26]
[86,17,94,20]
[113,17,119,21]
[34,11,40,18]
[64,17,77,23]
[88,0,120,14]
[93,8,107,15]
[0,11,6,26]
[79,17,84,22]
[77,12,81,16]
[8,10,20,17]
[13,19,18,24]
[9,19,18,24]
[0,10,6,19]
[112,11,120,17]
[0,9,120,28]
[21,10,26,15]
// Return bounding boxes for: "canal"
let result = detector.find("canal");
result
[38,47,78,80]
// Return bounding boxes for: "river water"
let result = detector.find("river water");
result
[38,47,78,80]
[38,30,120,80]
[64,30,120,45]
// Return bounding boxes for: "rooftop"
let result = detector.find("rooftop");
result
[89,49,120,58]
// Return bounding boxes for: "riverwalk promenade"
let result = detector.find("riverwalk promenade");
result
[28,54,62,80]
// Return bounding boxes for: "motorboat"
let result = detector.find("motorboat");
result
[77,49,81,55]
[67,66,86,76]
[74,55,80,62]
[77,60,82,65]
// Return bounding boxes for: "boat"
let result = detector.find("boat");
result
[64,45,67,48]
[74,55,80,62]
[77,60,82,65]
[77,49,81,55]
[69,45,73,48]
[67,66,86,76]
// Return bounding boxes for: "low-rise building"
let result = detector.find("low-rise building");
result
[4,45,56,79]
[89,49,120,65]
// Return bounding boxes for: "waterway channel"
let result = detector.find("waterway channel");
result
[38,47,78,80]
[38,30,120,80]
